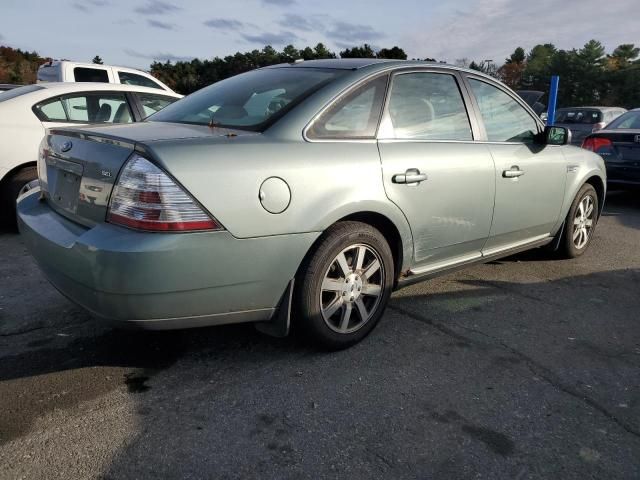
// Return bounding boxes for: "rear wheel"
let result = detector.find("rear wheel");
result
[294,221,394,350]
[1,166,37,228]
[558,183,599,258]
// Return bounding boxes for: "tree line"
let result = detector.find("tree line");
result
[1,40,638,108]
[491,40,640,109]
[150,40,640,108]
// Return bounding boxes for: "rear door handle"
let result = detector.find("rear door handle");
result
[393,168,428,185]
[502,166,525,178]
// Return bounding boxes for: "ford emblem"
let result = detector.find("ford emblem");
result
[61,140,73,152]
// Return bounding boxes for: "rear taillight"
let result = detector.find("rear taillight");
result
[581,137,612,152]
[107,155,222,232]
[592,122,606,132]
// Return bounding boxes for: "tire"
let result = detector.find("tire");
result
[293,221,394,350]
[1,166,37,229]
[558,183,599,258]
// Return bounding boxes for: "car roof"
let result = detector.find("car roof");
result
[35,82,181,97]
[266,58,410,70]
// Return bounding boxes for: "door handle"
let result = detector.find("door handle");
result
[393,168,428,184]
[502,166,525,178]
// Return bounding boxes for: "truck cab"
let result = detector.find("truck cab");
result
[37,61,175,94]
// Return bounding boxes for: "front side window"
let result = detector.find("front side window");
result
[382,72,472,140]
[469,79,539,143]
[33,93,132,123]
[150,67,345,131]
[74,67,109,83]
[306,75,388,139]
[119,71,163,90]
[135,93,178,119]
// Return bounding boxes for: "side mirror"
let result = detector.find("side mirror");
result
[544,125,571,145]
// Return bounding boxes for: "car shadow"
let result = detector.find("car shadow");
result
[601,188,640,231]
[98,267,639,478]
[2,268,639,475]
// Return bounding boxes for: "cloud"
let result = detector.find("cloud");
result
[325,21,385,43]
[147,19,175,30]
[277,13,323,32]
[134,0,180,15]
[262,0,296,5]
[203,18,245,31]
[125,49,192,62]
[71,0,110,13]
[403,0,637,63]
[241,31,300,46]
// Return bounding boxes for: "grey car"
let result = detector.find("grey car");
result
[17,59,606,349]
[555,106,627,145]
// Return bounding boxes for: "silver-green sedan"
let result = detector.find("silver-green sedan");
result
[17,59,606,349]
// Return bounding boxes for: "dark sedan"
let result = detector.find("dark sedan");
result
[582,109,640,187]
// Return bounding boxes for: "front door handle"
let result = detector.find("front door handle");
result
[393,168,428,185]
[502,166,525,178]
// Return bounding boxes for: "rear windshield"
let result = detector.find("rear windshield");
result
[150,67,346,131]
[605,111,640,130]
[0,84,44,103]
[555,109,603,124]
[38,65,60,83]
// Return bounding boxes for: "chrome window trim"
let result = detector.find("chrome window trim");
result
[377,69,477,142]
[303,71,391,143]
[461,73,545,145]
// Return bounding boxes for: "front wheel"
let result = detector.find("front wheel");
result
[294,221,394,350]
[558,183,599,258]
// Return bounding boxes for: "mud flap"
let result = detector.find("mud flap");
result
[550,220,565,251]
[254,279,294,338]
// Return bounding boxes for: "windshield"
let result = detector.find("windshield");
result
[149,67,345,131]
[0,84,44,103]
[555,109,603,124]
[606,111,640,130]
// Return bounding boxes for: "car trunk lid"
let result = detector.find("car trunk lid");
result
[589,130,640,183]
[40,130,136,227]
[39,122,256,227]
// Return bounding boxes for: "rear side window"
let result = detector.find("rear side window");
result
[33,93,132,123]
[135,93,177,119]
[37,65,60,83]
[555,109,603,124]
[469,79,539,143]
[381,72,472,141]
[74,67,109,83]
[306,75,388,139]
[119,71,163,90]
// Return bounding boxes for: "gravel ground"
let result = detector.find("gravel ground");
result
[0,190,639,479]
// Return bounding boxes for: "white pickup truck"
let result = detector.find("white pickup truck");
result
[37,61,175,94]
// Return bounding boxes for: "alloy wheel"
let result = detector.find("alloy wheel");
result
[320,244,385,334]
[573,194,595,249]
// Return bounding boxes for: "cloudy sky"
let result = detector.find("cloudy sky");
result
[1,0,638,69]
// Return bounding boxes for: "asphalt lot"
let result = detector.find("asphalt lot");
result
[0,190,639,479]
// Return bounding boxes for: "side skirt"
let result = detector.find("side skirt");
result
[396,236,554,290]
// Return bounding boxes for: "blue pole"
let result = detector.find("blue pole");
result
[547,75,559,125]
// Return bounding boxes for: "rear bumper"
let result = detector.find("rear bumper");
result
[17,190,319,329]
